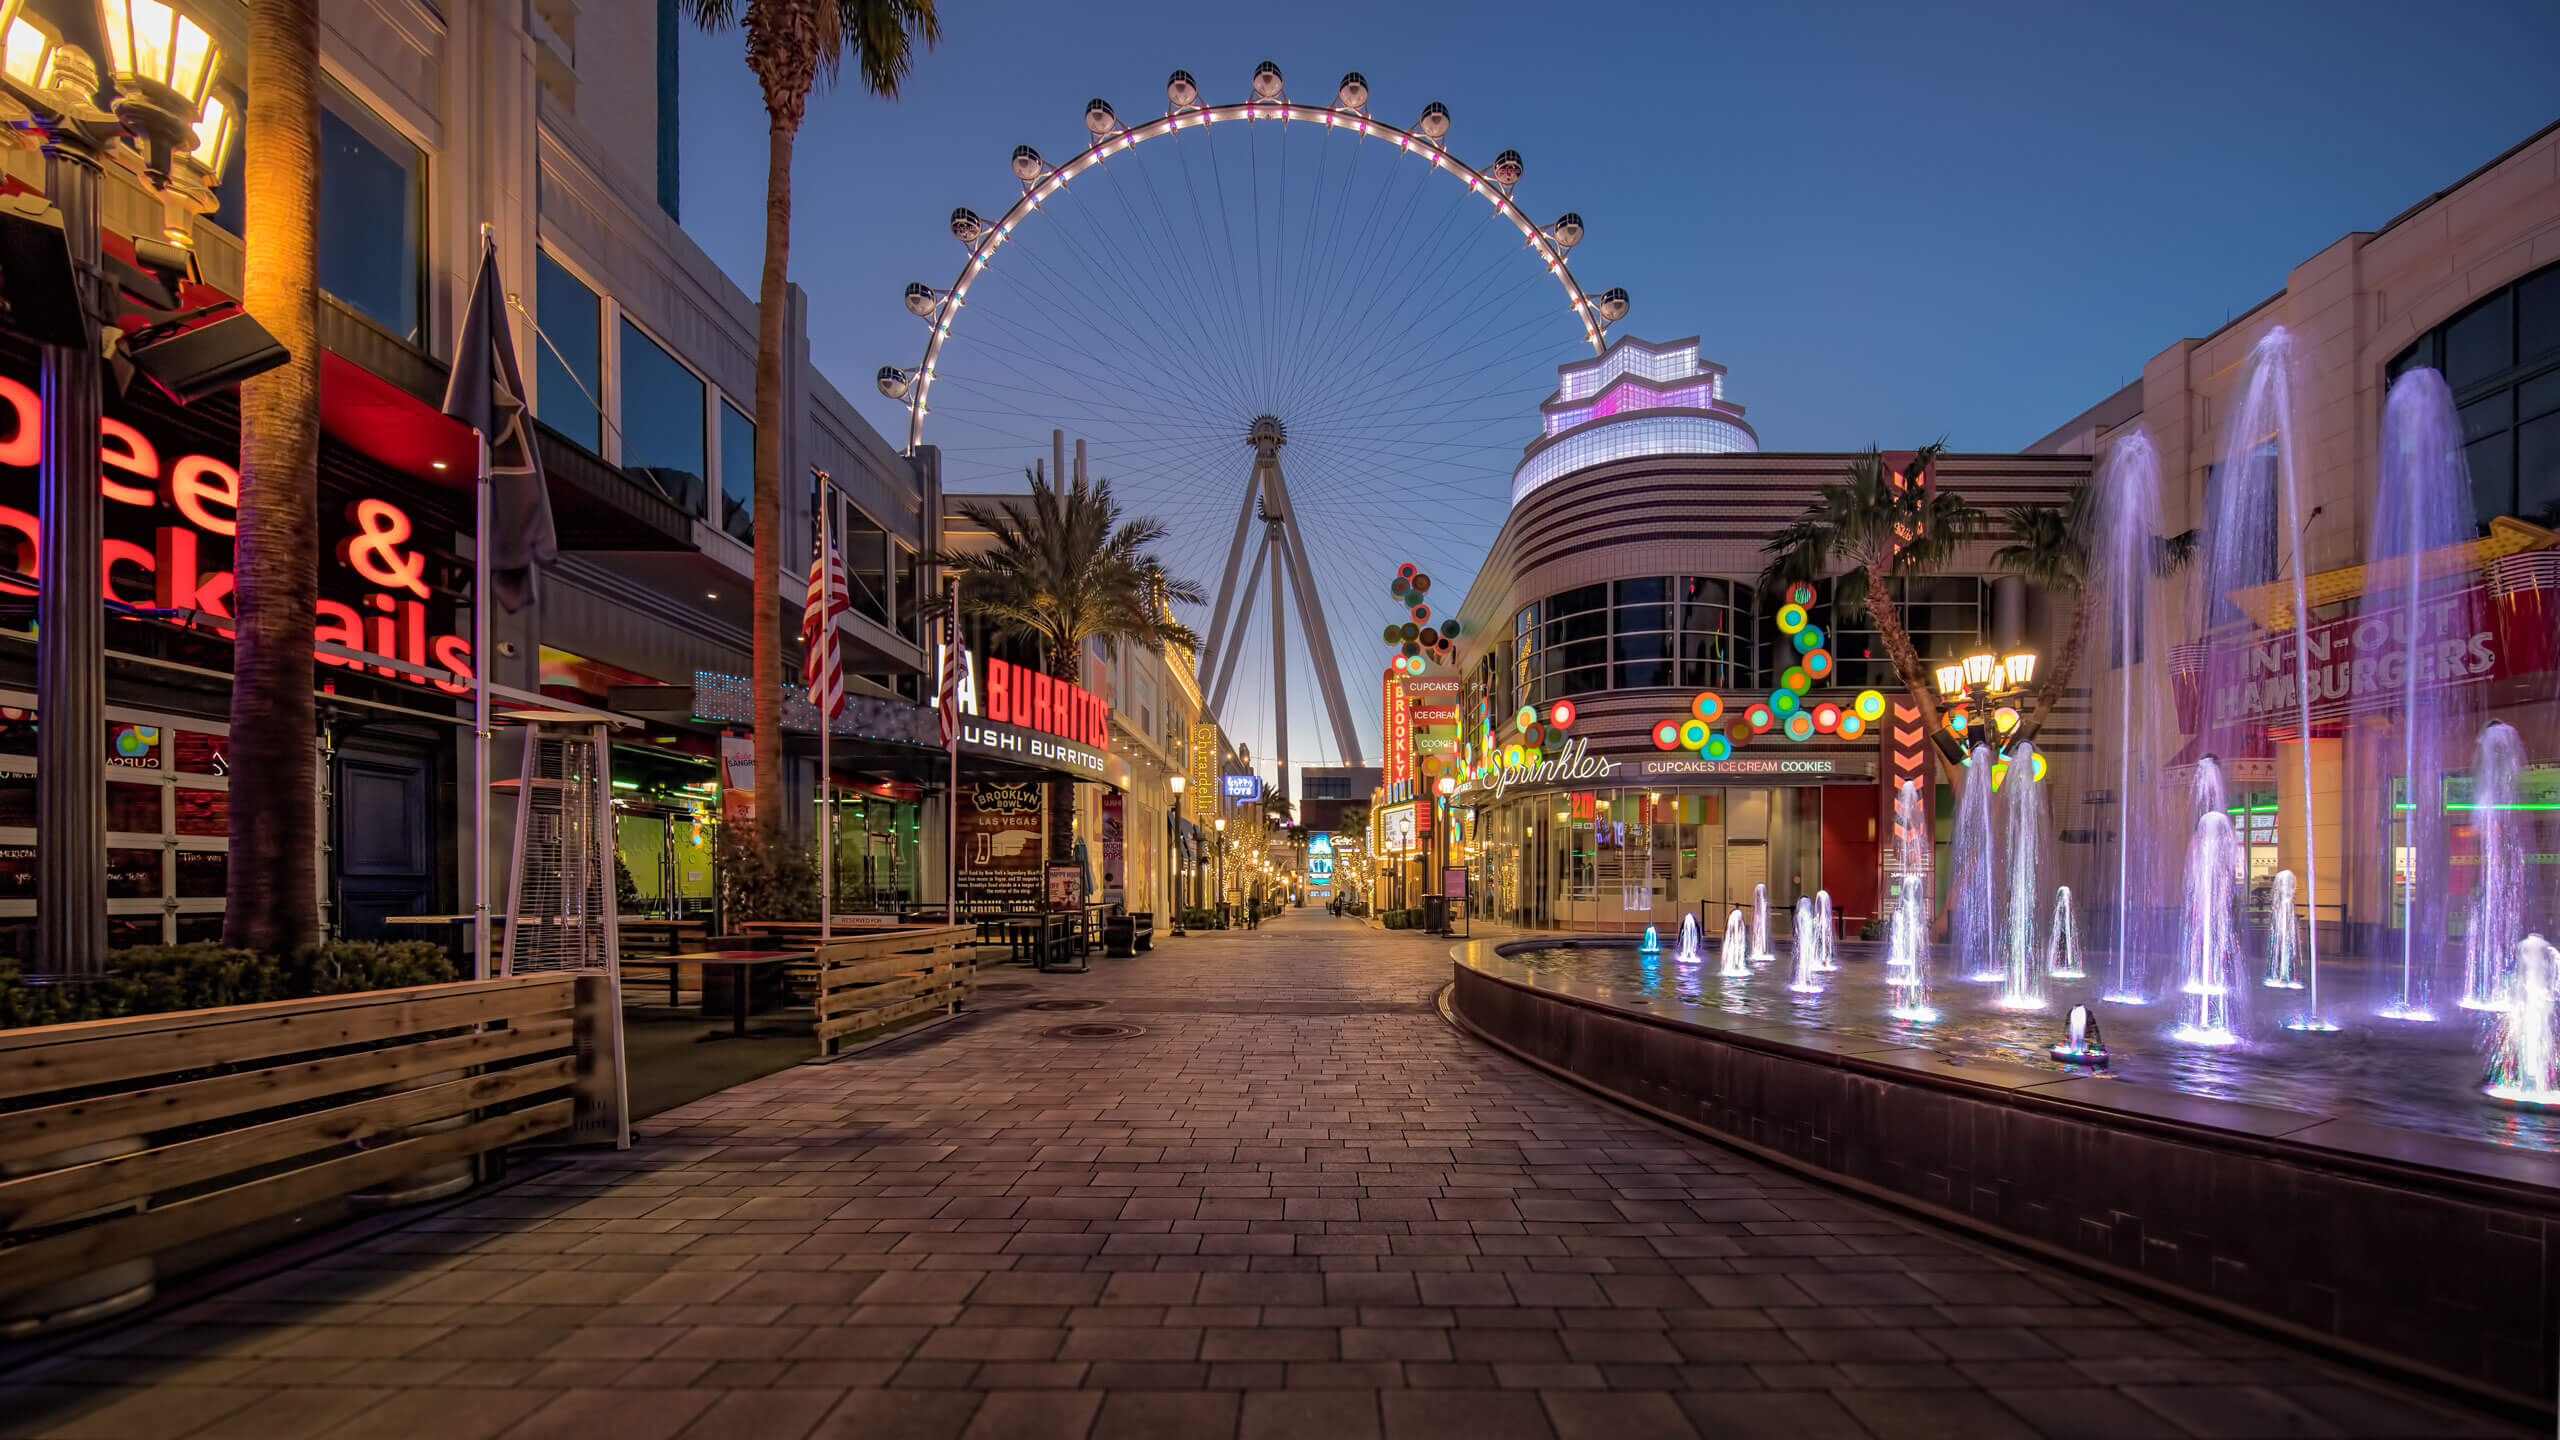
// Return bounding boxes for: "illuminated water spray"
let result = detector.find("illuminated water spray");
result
[1993,743,2048,1012]
[1886,779,1934,1020]
[1954,747,1999,983]
[1720,908,1751,979]
[2263,870,2302,989]
[1676,911,1702,968]
[2484,935,2560,1107]
[1813,890,1837,971]
[2045,887,2084,980]
[1789,897,1824,994]
[2090,428,2175,1006]
[2461,721,2529,1013]
[2174,765,2245,1046]
[1750,884,1773,962]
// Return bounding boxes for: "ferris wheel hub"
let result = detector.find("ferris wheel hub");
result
[1247,414,1288,449]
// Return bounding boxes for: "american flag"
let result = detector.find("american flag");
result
[938,586,964,749]
[801,525,849,719]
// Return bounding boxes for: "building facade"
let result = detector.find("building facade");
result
[1447,338,2090,934]
[0,0,932,947]
[2029,116,2560,954]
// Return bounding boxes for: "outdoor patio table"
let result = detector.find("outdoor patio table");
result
[664,949,809,1041]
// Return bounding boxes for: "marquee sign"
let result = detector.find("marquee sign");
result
[1477,737,1874,798]
[0,371,474,691]
[1221,773,1261,801]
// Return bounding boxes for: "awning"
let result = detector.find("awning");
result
[2223,514,2556,628]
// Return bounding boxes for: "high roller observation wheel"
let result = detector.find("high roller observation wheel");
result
[876,66,1631,448]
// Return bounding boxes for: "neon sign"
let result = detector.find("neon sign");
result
[1221,774,1260,801]
[0,373,474,693]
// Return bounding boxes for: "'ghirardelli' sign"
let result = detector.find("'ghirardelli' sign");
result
[1490,735,1618,798]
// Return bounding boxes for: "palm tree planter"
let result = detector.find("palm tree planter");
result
[684,0,940,845]
[935,467,1203,872]
[1760,445,1983,764]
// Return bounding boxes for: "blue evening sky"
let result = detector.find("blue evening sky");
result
[675,0,2560,455]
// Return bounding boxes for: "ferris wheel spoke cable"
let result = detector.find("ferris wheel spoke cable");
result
[999,215,1268,426]
[938,278,1250,434]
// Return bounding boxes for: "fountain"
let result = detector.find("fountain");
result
[1954,746,1999,982]
[2192,327,2323,1017]
[2369,369,2482,1022]
[2462,721,2530,1012]
[1813,890,1837,971]
[2051,1004,2109,1066]
[2045,886,2084,980]
[1993,742,2048,1011]
[1641,924,1659,955]
[1750,883,1773,962]
[2263,869,2303,988]
[1675,911,1702,969]
[2484,935,2560,1107]
[2087,428,2179,1006]
[1720,907,1751,979]
[1788,897,1824,994]
[1886,876,1935,1021]
[2174,796,2247,1047]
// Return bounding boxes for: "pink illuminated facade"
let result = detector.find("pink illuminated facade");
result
[1513,336,1757,503]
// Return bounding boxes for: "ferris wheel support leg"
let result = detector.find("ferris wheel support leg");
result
[1262,464,1367,767]
[1271,521,1289,793]
[1196,465,1264,691]
[1207,527,1271,716]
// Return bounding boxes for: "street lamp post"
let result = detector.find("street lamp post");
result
[1930,648,2040,752]
[3,0,225,978]
[1166,774,1186,935]
[1213,815,1227,930]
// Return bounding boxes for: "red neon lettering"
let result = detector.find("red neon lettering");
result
[337,498,429,598]
[431,634,473,694]
[0,502,33,592]
[1032,672,1052,734]
[98,420,156,507]
[0,377,33,468]
[985,658,1009,727]
[315,599,364,669]
[103,539,153,603]
[166,455,238,536]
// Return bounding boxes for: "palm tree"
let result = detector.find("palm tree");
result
[1993,490,2198,746]
[683,0,940,842]
[936,466,1205,861]
[226,0,323,952]
[1759,444,1981,761]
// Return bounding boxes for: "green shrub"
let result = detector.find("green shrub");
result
[711,824,819,922]
[0,939,457,1029]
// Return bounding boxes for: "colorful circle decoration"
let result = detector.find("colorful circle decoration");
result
[1410,603,1430,623]
[1854,689,1887,721]
[1522,723,1544,748]
[1784,712,1816,742]
[1946,709,1970,733]
[1381,624,1401,643]
[1405,654,1427,675]
[1781,666,1810,693]
[1442,618,1461,638]
[1730,720,1755,747]
[1691,692,1724,723]
[1676,718,1708,750]
[1398,562,1417,580]
[1515,705,1537,730]
[1786,582,1817,607]
[1400,642,1420,658]
[1704,733,1732,760]
[1419,627,1441,648]
[1775,603,1808,634]
[1399,622,1419,641]
[1993,705,2021,734]
[1651,720,1682,751]
[1802,649,1834,681]
[1745,703,1774,731]
[1797,624,1826,651]
[1503,744,1525,766]
[1549,700,1577,729]
[2032,750,2049,782]
[1812,703,1842,733]
[1837,712,1867,740]
[1769,690,1800,717]
[1410,573,1431,592]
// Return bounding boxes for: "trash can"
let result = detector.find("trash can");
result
[1423,894,1449,935]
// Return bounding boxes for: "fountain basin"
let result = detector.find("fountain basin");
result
[1448,937,2560,1415]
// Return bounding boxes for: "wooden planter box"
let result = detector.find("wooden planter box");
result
[811,925,976,1056]
[0,974,582,1309]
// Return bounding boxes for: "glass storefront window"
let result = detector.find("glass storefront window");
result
[719,402,755,541]
[317,88,425,343]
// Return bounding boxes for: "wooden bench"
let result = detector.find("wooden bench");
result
[809,925,978,1056]
[0,975,584,1320]
[1103,912,1155,956]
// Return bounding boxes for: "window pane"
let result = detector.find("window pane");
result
[840,504,888,623]
[2459,390,2511,445]
[1612,578,1667,605]
[107,848,161,899]
[718,402,754,541]
[175,849,225,898]
[318,91,422,343]
[1552,639,1606,672]
[536,251,602,451]
[1514,602,1538,634]
[2520,412,2560,527]
[2444,291,2514,391]
[2469,433,2514,529]
[1613,634,1671,662]
[619,320,706,513]
[1548,584,1609,616]
[894,546,921,643]
[1558,667,1608,697]
[2387,335,2436,385]
[1547,611,1607,645]
[2520,265,2560,365]
[1615,659,1673,689]
[107,782,160,834]
[2521,370,2560,424]
[1615,604,1669,633]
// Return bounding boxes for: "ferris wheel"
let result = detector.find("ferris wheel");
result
[877,63,1630,778]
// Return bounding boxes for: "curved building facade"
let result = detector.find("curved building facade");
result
[1511,337,1758,504]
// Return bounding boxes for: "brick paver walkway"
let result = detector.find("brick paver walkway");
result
[0,912,2527,1439]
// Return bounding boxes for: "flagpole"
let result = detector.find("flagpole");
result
[472,223,496,983]
[944,579,958,927]
[817,475,833,942]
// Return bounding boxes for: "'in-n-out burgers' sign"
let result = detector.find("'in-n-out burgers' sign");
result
[0,372,475,692]
[932,644,1112,776]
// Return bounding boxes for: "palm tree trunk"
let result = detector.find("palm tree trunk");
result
[749,107,796,847]
[226,0,322,952]
[1047,640,1079,868]
[1863,562,1964,763]
[2014,584,2090,748]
